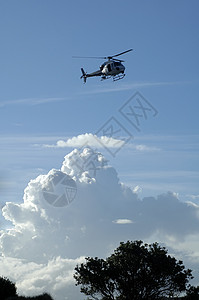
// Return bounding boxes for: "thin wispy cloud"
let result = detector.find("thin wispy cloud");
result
[130,144,160,151]
[186,194,199,200]
[0,97,67,108]
[0,134,66,144]
[80,80,195,95]
[113,219,134,224]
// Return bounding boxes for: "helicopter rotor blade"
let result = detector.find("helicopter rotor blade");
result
[72,56,106,59]
[112,58,124,62]
[73,49,133,61]
[111,49,133,58]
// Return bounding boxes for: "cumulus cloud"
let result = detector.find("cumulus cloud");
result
[0,256,84,299]
[42,133,159,153]
[43,133,127,149]
[1,147,199,299]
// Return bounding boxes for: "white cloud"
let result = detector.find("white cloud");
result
[1,147,199,299]
[132,144,160,151]
[42,133,160,153]
[133,185,142,193]
[43,133,127,149]
[0,256,84,299]
[113,219,134,224]
[186,194,199,200]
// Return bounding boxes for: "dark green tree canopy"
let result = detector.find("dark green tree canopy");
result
[0,276,17,300]
[0,276,53,300]
[185,285,199,299]
[74,240,193,300]
[5,292,54,300]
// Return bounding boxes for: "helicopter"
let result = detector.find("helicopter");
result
[73,49,133,83]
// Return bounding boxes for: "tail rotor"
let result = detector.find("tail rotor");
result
[80,68,87,83]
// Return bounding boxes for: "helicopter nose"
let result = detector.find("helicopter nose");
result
[121,65,125,74]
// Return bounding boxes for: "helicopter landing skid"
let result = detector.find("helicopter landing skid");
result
[113,74,125,81]
[101,75,111,81]
[101,74,125,81]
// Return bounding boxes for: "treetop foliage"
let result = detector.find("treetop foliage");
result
[0,276,17,300]
[74,240,193,300]
[0,276,53,300]
[5,294,53,300]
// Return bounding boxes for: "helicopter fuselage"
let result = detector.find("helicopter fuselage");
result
[101,61,125,76]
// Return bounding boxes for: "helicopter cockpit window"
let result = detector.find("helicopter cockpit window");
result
[114,62,121,66]
[107,64,112,72]
[100,63,105,71]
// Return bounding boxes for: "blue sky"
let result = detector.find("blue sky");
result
[0,0,198,134]
[0,1,199,298]
[0,0,198,202]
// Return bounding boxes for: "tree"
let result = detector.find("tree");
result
[0,276,17,300]
[185,285,199,299]
[0,276,54,300]
[5,292,54,299]
[74,240,193,300]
